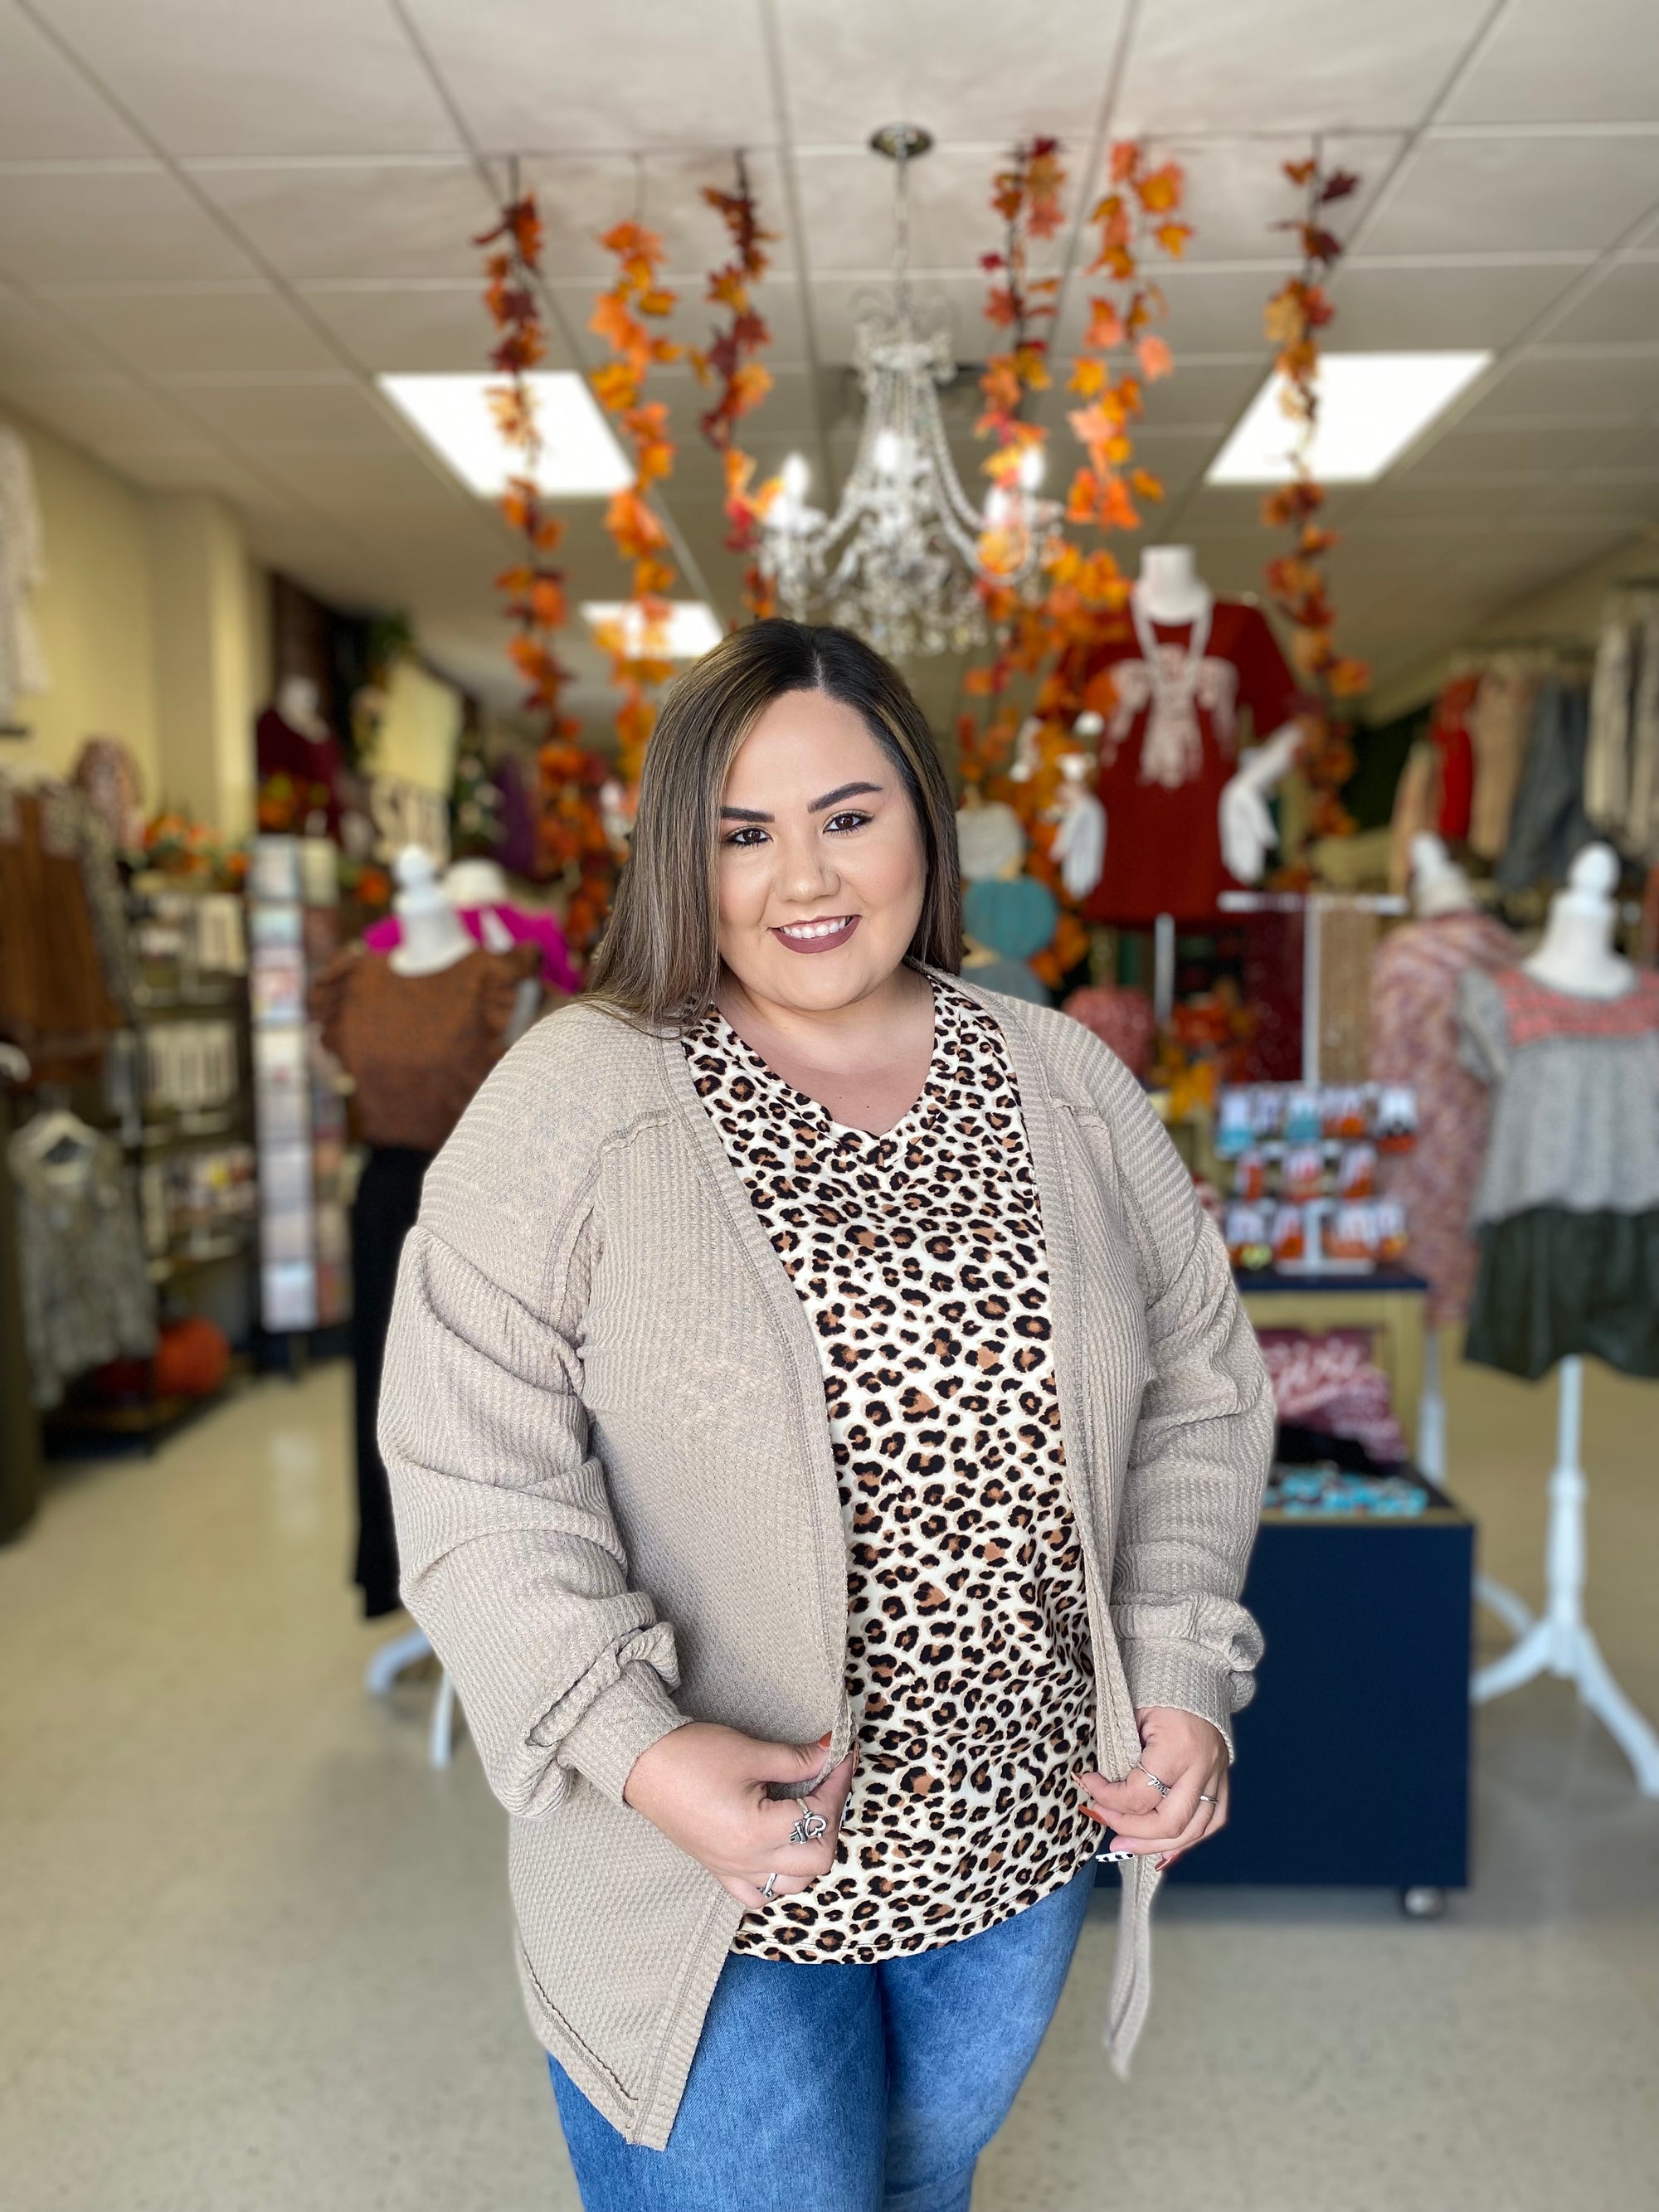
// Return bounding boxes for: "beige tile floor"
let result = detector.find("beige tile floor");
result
[2,1348,1657,2212]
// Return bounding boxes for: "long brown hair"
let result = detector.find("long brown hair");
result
[586,620,961,1028]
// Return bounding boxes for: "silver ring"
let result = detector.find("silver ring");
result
[1197,1792,1219,1805]
[790,1809,829,1845]
[761,1871,779,1902]
[1134,1763,1171,1798]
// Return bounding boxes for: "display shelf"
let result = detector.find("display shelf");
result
[1239,1266,1428,1461]
[41,1357,253,1460]
[1155,1468,1472,1906]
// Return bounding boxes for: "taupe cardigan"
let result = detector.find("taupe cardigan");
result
[379,975,1272,2149]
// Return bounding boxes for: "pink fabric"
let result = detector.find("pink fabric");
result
[1061,983,1156,1080]
[1369,909,1520,1326]
[363,903,580,996]
[1257,1327,1408,1468]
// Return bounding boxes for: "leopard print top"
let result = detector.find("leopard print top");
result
[684,975,1099,1962]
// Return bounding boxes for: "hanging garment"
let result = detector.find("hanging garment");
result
[0,425,51,727]
[1428,675,1478,843]
[362,902,580,996]
[255,703,354,840]
[1386,738,1442,894]
[1458,965,1659,1377]
[1495,679,1592,894]
[8,1125,155,1408]
[1079,599,1303,926]
[350,1146,431,1617]
[309,941,541,1154]
[1586,589,1659,863]
[1370,909,1520,1326]
[1467,657,1540,861]
[0,774,126,1080]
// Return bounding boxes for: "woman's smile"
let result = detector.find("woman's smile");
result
[771,914,860,953]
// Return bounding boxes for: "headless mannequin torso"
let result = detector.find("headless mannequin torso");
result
[387,848,472,977]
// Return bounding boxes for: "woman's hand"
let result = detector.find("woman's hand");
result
[1077,1706,1228,1870]
[623,1723,856,1908]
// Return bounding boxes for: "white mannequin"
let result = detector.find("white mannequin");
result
[275,673,333,743]
[1073,547,1305,887]
[1524,843,1633,1000]
[1409,831,1480,918]
[387,847,472,977]
[442,857,510,909]
[1049,752,1107,902]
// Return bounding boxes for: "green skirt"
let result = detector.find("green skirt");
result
[1465,1207,1659,1381]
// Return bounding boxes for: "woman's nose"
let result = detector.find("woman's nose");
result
[773,830,837,902]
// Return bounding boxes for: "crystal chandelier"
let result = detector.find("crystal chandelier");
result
[759,124,1056,659]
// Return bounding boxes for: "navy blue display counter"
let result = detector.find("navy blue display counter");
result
[1156,1472,1472,1908]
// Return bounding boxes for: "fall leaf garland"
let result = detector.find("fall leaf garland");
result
[1260,152,1370,839]
[476,190,615,950]
[474,192,577,750]
[959,140,1192,992]
[590,218,682,785]
[690,156,780,615]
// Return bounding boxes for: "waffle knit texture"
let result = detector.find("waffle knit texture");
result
[379,973,1272,2150]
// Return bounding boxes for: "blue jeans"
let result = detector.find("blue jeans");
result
[550,1868,1094,2212]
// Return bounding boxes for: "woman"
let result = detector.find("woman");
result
[380,620,1272,2210]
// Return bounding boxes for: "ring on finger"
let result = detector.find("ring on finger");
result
[1134,1762,1172,1798]
[761,1871,779,1902]
[1197,1792,1219,1805]
[790,1809,829,1846]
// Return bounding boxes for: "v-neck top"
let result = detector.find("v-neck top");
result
[682,976,1099,1960]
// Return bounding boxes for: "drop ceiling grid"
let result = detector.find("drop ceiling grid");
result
[0,0,1654,699]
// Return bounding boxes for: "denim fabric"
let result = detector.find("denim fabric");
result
[1495,678,1590,894]
[550,1868,1096,2212]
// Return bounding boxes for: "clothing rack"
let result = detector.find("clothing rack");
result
[0,1044,41,1539]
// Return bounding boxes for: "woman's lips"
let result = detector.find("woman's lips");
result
[771,914,859,955]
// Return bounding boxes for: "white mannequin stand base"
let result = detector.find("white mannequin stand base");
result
[363,1627,462,1768]
[1471,1358,1659,1795]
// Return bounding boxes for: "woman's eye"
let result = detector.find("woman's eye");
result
[825,811,872,834]
[724,825,770,848]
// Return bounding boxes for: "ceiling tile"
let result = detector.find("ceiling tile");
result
[0,284,111,375]
[398,0,774,153]
[298,281,577,374]
[189,161,497,282]
[1126,134,1401,262]
[245,445,478,513]
[0,5,144,157]
[91,440,276,501]
[36,0,461,156]
[792,145,1043,277]
[1394,422,1618,479]
[774,0,1132,143]
[45,285,338,373]
[1136,357,1266,429]
[1544,260,1659,345]
[1364,134,1659,257]
[0,168,253,282]
[1350,476,1559,524]
[1118,0,1496,134]
[1443,0,1659,125]
[153,376,403,446]
[0,375,192,447]
[1468,351,1659,417]
[521,151,791,283]
[1329,260,1580,348]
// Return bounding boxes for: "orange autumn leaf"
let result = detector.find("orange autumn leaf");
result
[1084,298,1126,350]
[1068,356,1107,396]
[1136,333,1173,380]
[1136,164,1184,214]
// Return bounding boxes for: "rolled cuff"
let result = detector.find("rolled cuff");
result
[1119,1641,1251,1762]
[557,1659,688,1805]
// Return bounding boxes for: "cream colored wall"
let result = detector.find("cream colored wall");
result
[373,654,463,795]
[1,406,159,792]
[146,493,264,837]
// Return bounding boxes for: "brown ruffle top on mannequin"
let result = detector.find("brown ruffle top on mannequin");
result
[310,941,543,1155]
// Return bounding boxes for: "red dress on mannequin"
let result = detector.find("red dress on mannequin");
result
[1079,598,1302,927]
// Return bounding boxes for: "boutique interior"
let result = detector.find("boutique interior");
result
[3,3,1658,2208]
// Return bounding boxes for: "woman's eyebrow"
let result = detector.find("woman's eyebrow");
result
[808,780,883,814]
[719,804,771,821]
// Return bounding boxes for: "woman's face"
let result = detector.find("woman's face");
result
[716,687,928,1016]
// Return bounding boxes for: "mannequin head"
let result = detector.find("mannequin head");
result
[275,674,330,741]
[1525,840,1632,999]
[1409,833,1478,919]
[1135,547,1211,625]
[388,846,472,977]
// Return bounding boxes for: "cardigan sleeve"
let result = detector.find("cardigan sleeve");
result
[1086,1047,1274,1753]
[377,1018,688,1818]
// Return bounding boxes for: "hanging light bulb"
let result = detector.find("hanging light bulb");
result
[757,123,1058,659]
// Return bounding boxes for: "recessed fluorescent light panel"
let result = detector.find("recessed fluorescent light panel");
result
[581,601,724,659]
[1205,352,1492,485]
[377,372,632,496]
